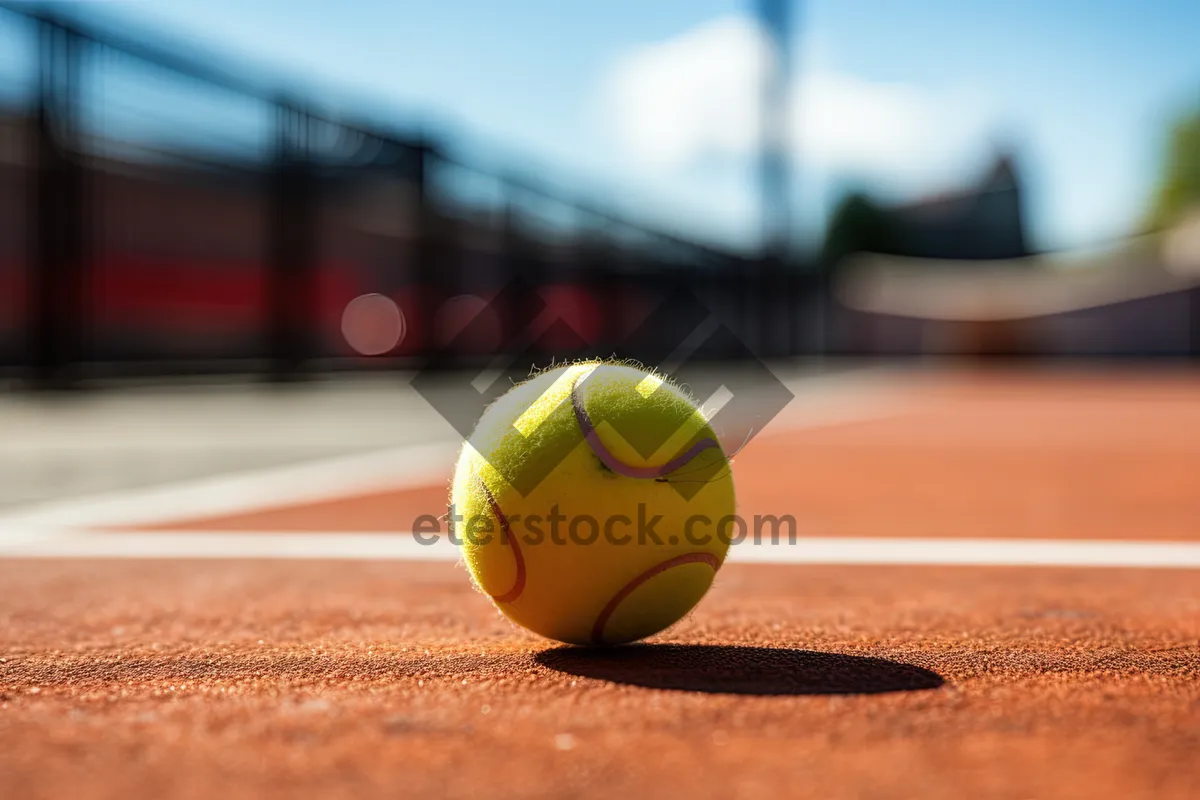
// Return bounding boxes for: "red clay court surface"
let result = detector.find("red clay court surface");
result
[2,369,1199,799]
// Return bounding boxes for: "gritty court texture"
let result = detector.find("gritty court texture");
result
[1,367,1198,800]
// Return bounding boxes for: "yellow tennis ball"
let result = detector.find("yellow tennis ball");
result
[451,360,735,645]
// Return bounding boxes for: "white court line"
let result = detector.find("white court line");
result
[0,441,459,533]
[0,367,909,534]
[1,531,1199,568]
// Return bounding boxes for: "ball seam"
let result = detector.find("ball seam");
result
[590,552,720,645]
[478,478,526,604]
[570,371,722,479]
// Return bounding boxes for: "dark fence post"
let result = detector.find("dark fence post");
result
[1190,286,1200,361]
[410,141,454,370]
[578,230,618,358]
[790,267,822,356]
[28,17,89,390]
[266,101,317,381]
[758,253,793,359]
[500,189,544,360]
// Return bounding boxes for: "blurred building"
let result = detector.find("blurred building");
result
[822,153,1030,272]
[820,150,1200,358]
[886,153,1029,261]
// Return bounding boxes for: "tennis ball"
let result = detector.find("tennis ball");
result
[451,360,735,645]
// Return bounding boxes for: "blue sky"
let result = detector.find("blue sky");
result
[4,0,1200,254]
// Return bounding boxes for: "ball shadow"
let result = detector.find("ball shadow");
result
[535,644,944,696]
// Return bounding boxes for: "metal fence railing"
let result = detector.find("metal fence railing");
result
[9,2,1185,384]
[0,2,813,389]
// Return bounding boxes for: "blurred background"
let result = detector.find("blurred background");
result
[2,0,1200,389]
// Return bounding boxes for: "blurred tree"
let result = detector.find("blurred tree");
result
[819,192,894,273]
[1147,109,1200,231]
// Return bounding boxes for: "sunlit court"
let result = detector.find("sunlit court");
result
[1,1,1199,799]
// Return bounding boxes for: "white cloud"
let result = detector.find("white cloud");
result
[600,15,995,187]
[603,16,769,170]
